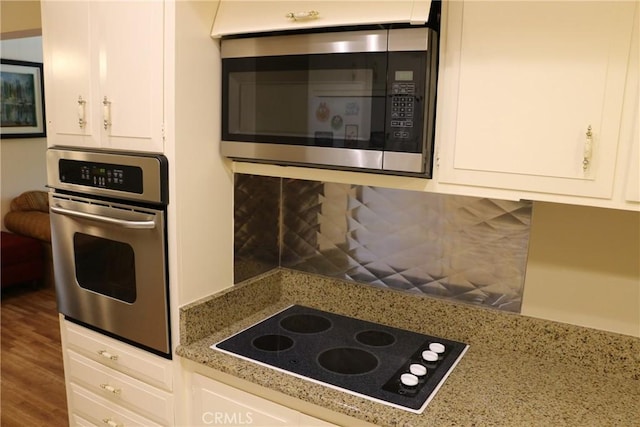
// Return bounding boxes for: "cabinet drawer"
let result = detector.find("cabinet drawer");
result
[63,320,172,391]
[71,413,98,427]
[70,382,163,427]
[67,350,174,425]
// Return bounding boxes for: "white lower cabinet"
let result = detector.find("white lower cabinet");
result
[60,320,174,426]
[190,373,336,427]
[69,383,162,427]
[71,414,98,427]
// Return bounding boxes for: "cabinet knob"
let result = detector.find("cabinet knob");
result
[285,10,319,21]
[102,418,122,427]
[583,125,593,171]
[100,383,122,395]
[103,96,112,130]
[97,349,118,361]
[77,96,86,128]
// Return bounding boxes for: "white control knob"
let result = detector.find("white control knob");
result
[400,373,419,387]
[409,363,427,377]
[429,342,445,353]
[422,350,438,362]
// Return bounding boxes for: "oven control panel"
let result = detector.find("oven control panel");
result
[59,159,143,194]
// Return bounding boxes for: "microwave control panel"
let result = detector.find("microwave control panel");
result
[390,82,416,134]
[386,52,427,153]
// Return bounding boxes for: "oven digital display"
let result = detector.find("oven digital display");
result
[59,159,143,194]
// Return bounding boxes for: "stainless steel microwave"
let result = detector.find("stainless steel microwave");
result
[220,26,439,177]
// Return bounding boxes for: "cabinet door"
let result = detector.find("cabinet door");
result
[211,0,430,37]
[41,0,99,148]
[438,1,636,199]
[624,107,639,203]
[623,11,640,204]
[96,0,164,153]
[191,374,298,426]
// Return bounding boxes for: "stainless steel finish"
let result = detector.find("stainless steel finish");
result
[234,175,532,312]
[50,206,157,229]
[47,148,164,203]
[221,140,383,170]
[49,193,170,354]
[221,29,388,58]
[382,152,425,173]
[388,28,431,51]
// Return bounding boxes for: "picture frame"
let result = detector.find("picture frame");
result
[1,59,46,139]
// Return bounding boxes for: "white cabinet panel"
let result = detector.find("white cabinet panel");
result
[438,1,636,199]
[41,0,99,148]
[96,0,164,152]
[71,413,98,427]
[41,0,164,153]
[190,373,337,427]
[67,350,174,425]
[211,0,431,37]
[61,320,175,426]
[69,383,162,427]
[623,11,640,204]
[63,320,173,392]
[191,374,297,426]
[625,116,639,203]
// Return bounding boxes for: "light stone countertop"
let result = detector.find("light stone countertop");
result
[176,269,640,427]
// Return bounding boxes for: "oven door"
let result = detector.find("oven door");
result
[49,193,170,356]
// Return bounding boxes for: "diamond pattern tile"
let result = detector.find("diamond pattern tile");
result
[234,175,532,312]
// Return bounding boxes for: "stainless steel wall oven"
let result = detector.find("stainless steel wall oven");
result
[47,148,171,358]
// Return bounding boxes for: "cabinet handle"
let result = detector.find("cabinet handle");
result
[102,418,122,427]
[583,125,593,171]
[100,383,122,395]
[97,350,118,361]
[285,10,319,21]
[103,96,112,130]
[77,96,86,128]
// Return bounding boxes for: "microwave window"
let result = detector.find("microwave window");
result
[224,53,387,149]
[73,233,136,303]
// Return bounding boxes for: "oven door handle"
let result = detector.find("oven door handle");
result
[50,206,157,229]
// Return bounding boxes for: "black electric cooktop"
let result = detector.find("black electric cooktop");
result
[213,305,468,413]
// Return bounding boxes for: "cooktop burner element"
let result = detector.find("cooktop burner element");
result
[213,305,468,413]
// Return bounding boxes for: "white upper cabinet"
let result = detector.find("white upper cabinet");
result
[211,0,432,38]
[42,1,96,148]
[42,0,164,153]
[437,1,637,199]
[622,10,640,205]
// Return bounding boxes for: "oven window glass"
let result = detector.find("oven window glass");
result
[223,53,387,149]
[73,233,136,303]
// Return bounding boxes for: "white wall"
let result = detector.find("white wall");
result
[0,36,47,231]
[522,202,640,337]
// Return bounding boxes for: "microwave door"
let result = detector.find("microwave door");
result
[222,51,388,170]
[307,70,373,149]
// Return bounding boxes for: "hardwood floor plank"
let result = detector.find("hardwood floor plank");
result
[1,285,68,427]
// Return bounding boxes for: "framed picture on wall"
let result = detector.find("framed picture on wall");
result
[0,59,46,139]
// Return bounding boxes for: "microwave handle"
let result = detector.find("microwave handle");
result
[50,206,157,229]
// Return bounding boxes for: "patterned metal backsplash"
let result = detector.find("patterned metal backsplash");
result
[234,174,532,312]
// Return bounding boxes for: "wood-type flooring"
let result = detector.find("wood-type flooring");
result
[1,285,68,426]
